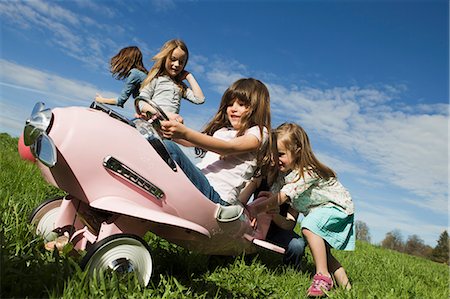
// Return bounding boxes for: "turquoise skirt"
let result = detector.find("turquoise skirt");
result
[301,206,355,251]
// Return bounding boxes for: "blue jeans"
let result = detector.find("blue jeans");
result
[266,222,306,268]
[163,140,229,206]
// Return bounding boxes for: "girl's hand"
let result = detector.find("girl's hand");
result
[160,120,187,140]
[95,93,102,101]
[178,70,190,81]
[139,102,158,120]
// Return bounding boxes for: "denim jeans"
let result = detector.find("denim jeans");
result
[266,222,306,268]
[163,140,229,206]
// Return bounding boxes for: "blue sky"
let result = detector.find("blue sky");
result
[0,0,448,246]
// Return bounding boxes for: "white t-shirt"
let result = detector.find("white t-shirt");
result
[196,126,268,204]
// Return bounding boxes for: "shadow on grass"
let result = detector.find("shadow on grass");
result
[1,242,80,298]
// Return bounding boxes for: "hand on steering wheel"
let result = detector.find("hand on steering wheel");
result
[134,97,186,140]
[134,97,169,122]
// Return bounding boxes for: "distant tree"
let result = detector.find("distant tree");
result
[381,230,404,252]
[355,220,371,242]
[430,230,449,264]
[404,234,432,258]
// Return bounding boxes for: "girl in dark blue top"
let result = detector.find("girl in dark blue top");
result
[95,46,148,108]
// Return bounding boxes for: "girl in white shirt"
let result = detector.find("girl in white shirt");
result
[157,78,272,206]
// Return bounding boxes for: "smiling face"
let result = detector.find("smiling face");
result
[277,139,294,173]
[226,98,249,130]
[164,47,187,78]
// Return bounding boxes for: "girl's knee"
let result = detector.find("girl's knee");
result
[301,228,311,237]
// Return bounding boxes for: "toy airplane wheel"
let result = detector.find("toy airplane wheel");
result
[81,234,153,287]
[29,197,63,242]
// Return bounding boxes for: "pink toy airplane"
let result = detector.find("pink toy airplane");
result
[18,100,284,286]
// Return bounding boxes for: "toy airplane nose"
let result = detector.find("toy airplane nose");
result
[18,133,35,162]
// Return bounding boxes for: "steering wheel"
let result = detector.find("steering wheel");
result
[134,97,169,122]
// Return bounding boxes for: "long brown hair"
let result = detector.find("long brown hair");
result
[259,129,280,185]
[275,123,336,180]
[110,46,147,80]
[198,78,272,169]
[141,39,189,92]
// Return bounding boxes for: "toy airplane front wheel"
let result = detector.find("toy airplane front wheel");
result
[80,234,153,287]
[29,197,64,242]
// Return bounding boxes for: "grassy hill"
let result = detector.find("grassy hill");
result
[1,133,448,298]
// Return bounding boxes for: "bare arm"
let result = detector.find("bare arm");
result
[160,120,261,156]
[184,72,205,103]
[95,93,118,105]
[238,176,262,205]
[247,191,288,217]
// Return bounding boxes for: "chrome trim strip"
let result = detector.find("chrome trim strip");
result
[103,156,164,199]
[90,101,135,127]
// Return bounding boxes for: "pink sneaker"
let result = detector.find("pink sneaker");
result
[307,273,333,297]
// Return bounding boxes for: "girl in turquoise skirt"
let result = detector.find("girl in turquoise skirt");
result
[247,123,355,297]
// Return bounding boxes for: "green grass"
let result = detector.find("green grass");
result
[1,133,448,298]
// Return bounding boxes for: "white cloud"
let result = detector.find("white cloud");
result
[206,70,244,94]
[203,57,248,93]
[0,102,27,136]
[0,0,123,71]
[73,0,117,18]
[189,55,208,76]
[27,0,80,25]
[151,0,176,12]
[315,152,367,176]
[0,59,114,105]
[0,2,35,29]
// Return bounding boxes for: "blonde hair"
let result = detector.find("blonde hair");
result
[198,78,272,169]
[141,39,189,91]
[275,123,336,180]
[110,46,147,80]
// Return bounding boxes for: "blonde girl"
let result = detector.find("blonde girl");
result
[247,123,354,297]
[138,39,205,115]
[95,46,148,107]
[156,78,271,206]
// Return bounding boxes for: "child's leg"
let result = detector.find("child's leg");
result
[325,245,351,289]
[162,140,226,205]
[302,228,330,276]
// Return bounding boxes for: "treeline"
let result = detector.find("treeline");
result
[355,220,449,264]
